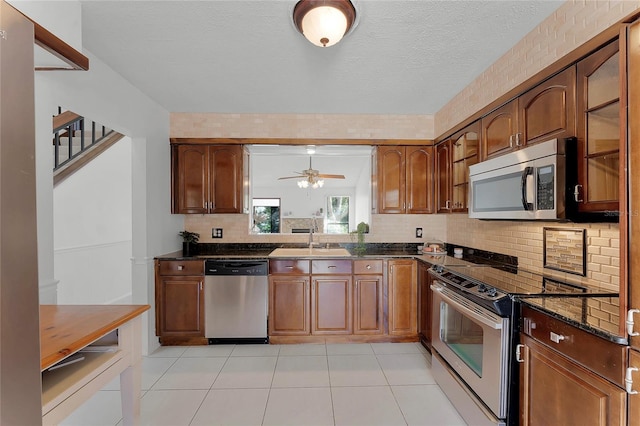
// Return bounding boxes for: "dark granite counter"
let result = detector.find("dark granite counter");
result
[155,243,427,260]
[519,297,626,345]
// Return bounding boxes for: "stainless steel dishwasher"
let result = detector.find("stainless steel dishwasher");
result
[204,259,269,344]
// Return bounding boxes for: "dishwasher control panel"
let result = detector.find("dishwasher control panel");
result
[205,260,268,276]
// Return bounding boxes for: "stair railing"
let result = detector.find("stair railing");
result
[53,110,114,170]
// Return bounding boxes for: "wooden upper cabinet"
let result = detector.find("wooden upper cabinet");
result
[172,144,244,214]
[435,140,452,213]
[481,100,518,159]
[173,145,209,214]
[376,146,405,213]
[481,67,576,160]
[519,66,576,145]
[375,145,433,214]
[575,40,621,215]
[209,145,243,213]
[405,146,434,214]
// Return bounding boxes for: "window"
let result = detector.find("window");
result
[253,198,280,234]
[326,196,349,234]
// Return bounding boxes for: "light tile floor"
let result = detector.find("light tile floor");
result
[60,342,467,426]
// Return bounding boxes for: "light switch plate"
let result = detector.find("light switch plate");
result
[212,228,223,238]
[415,228,423,238]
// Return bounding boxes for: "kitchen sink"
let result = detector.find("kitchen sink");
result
[268,247,352,257]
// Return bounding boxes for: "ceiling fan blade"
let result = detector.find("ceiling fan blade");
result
[317,174,345,179]
[278,176,304,180]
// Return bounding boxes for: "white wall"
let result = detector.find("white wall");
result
[13,0,181,355]
[54,137,133,304]
[35,53,179,354]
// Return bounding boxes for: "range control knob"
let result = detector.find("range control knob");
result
[433,265,445,274]
[486,287,498,297]
[478,283,487,293]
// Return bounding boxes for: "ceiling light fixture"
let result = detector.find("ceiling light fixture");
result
[298,176,324,189]
[293,0,356,48]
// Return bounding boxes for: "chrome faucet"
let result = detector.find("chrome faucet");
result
[309,228,315,248]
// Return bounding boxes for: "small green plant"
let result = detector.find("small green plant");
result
[179,231,200,243]
[350,222,369,256]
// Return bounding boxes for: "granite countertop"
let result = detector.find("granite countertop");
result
[519,297,626,345]
[155,243,428,261]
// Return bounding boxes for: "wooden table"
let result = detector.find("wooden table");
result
[40,305,149,426]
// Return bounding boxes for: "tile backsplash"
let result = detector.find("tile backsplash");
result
[184,213,447,246]
[446,215,619,292]
[184,212,619,291]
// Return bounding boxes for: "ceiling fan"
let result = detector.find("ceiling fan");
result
[278,156,345,188]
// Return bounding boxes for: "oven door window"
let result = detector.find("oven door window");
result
[440,301,483,377]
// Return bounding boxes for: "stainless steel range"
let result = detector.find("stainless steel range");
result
[428,251,617,426]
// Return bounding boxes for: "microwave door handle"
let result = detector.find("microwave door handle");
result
[521,166,534,211]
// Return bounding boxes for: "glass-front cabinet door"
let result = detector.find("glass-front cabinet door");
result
[576,40,621,216]
[451,121,479,212]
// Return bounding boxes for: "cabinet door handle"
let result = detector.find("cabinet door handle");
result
[366,265,372,270]
[445,200,451,210]
[573,184,583,203]
[200,281,203,291]
[626,367,639,394]
[550,331,566,343]
[285,266,294,269]
[509,135,514,148]
[177,265,184,271]
[515,344,525,363]
[515,133,522,146]
[328,265,337,269]
[627,309,640,336]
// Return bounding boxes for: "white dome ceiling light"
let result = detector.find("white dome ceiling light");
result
[293,0,357,48]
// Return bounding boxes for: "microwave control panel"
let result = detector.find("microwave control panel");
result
[536,165,555,210]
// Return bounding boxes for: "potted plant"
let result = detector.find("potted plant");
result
[179,231,199,257]
[350,222,369,257]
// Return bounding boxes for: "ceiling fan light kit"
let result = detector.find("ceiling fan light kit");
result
[293,0,357,47]
[279,156,345,189]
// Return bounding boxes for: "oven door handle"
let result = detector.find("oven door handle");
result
[431,284,504,330]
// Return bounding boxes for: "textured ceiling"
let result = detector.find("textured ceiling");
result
[79,0,564,115]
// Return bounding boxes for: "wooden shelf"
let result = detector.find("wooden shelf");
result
[42,349,124,415]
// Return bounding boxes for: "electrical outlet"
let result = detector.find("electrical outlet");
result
[212,228,223,238]
[415,228,423,238]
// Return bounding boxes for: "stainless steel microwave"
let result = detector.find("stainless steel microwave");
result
[468,138,575,220]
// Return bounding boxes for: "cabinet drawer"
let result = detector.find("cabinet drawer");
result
[521,305,626,387]
[312,259,353,274]
[269,259,311,274]
[353,259,383,275]
[158,260,204,276]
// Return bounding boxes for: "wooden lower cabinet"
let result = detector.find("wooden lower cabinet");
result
[353,259,384,335]
[417,261,432,347]
[155,260,205,344]
[629,349,640,423]
[519,334,626,426]
[353,276,383,334]
[268,275,310,336]
[388,259,417,336]
[311,275,352,334]
[268,258,407,341]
